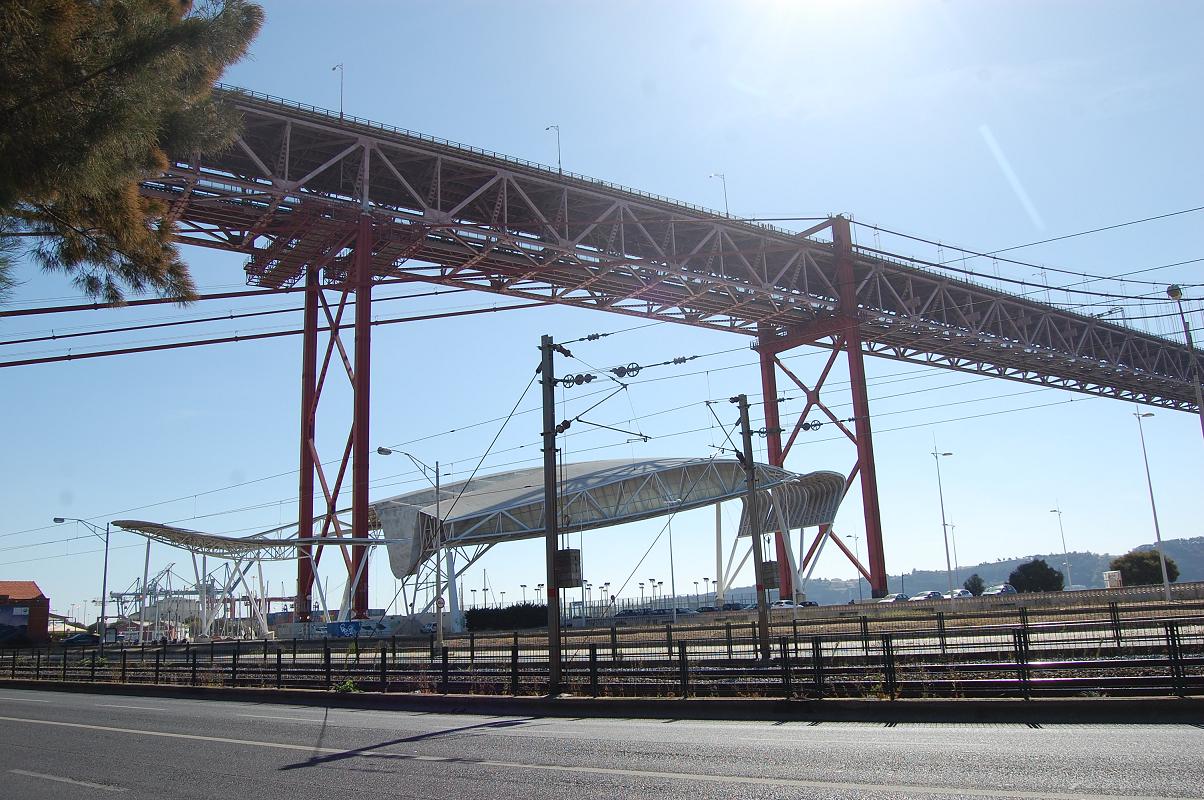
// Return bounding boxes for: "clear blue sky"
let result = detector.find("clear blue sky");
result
[3,0,1202,622]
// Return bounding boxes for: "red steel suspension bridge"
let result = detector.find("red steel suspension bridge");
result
[26,86,1201,617]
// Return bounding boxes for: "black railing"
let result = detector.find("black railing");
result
[6,605,1202,700]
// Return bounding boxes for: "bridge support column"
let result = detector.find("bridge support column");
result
[296,265,318,623]
[754,216,888,598]
[351,214,373,619]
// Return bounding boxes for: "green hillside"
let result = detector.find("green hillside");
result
[796,536,1204,605]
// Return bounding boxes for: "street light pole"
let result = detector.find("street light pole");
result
[1133,412,1173,601]
[1167,285,1204,441]
[1049,504,1073,589]
[845,534,864,602]
[545,125,562,174]
[54,517,110,653]
[708,173,730,217]
[376,447,444,646]
[931,447,956,595]
[331,64,344,119]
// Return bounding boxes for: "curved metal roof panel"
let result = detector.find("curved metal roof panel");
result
[113,458,848,579]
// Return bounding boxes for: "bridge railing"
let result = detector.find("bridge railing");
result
[214,84,809,240]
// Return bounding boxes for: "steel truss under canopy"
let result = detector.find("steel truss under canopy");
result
[135,85,1201,609]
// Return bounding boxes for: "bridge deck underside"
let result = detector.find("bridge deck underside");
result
[140,88,1198,412]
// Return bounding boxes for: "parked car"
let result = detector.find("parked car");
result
[769,600,797,608]
[909,591,944,601]
[798,600,819,607]
[62,632,99,646]
[673,607,698,615]
[878,593,909,603]
[696,605,718,613]
[720,602,747,611]
[983,583,1018,595]
[943,589,973,599]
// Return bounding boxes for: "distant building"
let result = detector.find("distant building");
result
[0,581,50,644]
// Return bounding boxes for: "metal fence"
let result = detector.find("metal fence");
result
[6,600,1201,700]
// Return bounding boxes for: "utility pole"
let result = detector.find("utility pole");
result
[733,393,771,660]
[541,335,562,693]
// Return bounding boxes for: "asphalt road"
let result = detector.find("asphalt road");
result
[0,688,1201,799]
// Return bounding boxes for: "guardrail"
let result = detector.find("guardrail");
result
[7,602,1201,700]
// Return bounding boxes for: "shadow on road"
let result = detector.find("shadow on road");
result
[280,716,537,771]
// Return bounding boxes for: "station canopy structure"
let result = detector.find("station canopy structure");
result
[115,456,846,592]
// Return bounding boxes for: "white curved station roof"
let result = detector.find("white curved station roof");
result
[376,458,845,578]
[114,458,847,578]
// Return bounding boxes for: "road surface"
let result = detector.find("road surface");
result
[0,687,1200,799]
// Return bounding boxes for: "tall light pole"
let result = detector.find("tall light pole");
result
[470,588,477,608]
[708,173,730,217]
[1049,504,1073,589]
[948,519,961,587]
[1133,412,1173,601]
[1167,284,1204,441]
[377,447,445,646]
[520,584,527,604]
[536,583,544,603]
[845,533,863,602]
[545,124,562,174]
[331,64,344,119]
[930,447,956,595]
[54,517,109,653]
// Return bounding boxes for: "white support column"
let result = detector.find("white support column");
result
[714,503,724,605]
[445,549,461,633]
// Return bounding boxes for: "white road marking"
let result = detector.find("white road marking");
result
[10,769,127,792]
[0,713,1194,800]
[238,714,322,722]
[0,697,49,702]
[97,704,166,711]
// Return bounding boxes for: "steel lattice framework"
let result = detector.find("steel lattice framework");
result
[141,85,1199,610]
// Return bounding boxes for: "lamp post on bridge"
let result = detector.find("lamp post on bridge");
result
[545,125,562,174]
[331,64,344,119]
[53,517,110,654]
[708,173,730,217]
[1166,284,1204,441]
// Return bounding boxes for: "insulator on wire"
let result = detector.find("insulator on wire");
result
[801,420,823,431]
[611,362,641,378]
[559,373,596,388]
